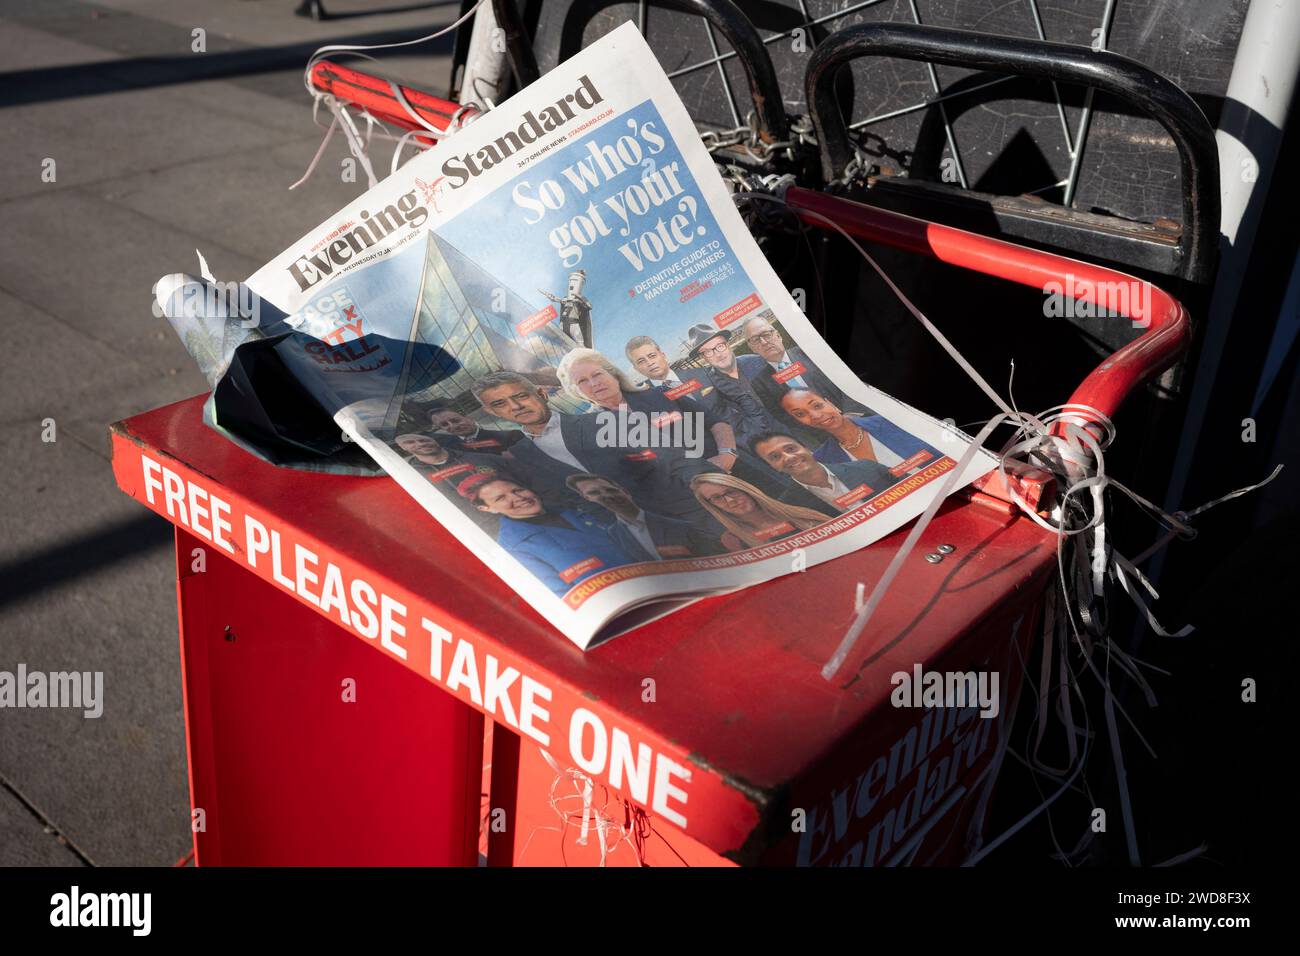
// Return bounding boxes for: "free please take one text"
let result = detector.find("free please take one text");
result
[136,452,694,828]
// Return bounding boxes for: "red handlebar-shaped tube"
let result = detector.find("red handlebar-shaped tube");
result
[784,186,1191,427]
[308,62,474,141]
[291,69,1188,429]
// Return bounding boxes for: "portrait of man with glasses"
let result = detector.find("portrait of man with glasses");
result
[682,322,777,449]
[737,314,867,444]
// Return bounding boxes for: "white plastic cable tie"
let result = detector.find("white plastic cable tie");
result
[741,191,1279,681]
[332,100,379,189]
[289,94,340,190]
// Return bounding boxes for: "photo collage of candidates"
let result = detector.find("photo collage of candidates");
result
[389,307,941,597]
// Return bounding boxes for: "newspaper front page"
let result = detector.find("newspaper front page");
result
[221,22,996,648]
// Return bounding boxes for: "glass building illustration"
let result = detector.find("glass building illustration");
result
[393,232,588,425]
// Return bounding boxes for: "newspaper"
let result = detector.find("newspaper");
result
[158,23,995,649]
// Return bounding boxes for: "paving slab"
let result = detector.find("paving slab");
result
[0,89,312,203]
[0,0,461,868]
[0,422,190,867]
[97,132,387,269]
[1,0,458,107]
[0,787,87,867]
[0,0,454,868]
[0,288,157,426]
[0,189,265,367]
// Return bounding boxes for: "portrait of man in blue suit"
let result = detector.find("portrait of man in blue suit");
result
[681,323,776,450]
[471,369,715,527]
[459,473,636,597]
[566,473,726,560]
[750,431,901,516]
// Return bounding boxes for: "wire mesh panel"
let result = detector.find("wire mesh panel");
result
[527,0,1246,226]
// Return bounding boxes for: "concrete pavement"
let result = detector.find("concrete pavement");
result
[0,0,456,865]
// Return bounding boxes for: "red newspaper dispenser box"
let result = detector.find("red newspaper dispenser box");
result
[111,194,1187,866]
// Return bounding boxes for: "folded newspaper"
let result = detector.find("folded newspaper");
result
[156,22,995,649]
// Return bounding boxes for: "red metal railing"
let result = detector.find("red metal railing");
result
[309,62,472,143]
[784,187,1190,426]
[306,67,1190,434]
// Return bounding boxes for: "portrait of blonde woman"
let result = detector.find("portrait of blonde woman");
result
[689,472,826,551]
[555,347,645,410]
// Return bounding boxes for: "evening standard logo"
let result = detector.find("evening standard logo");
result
[890,664,999,719]
[796,702,997,866]
[439,74,605,189]
[594,407,706,457]
[0,664,102,718]
[50,886,150,936]
[287,74,604,293]
[288,194,429,292]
